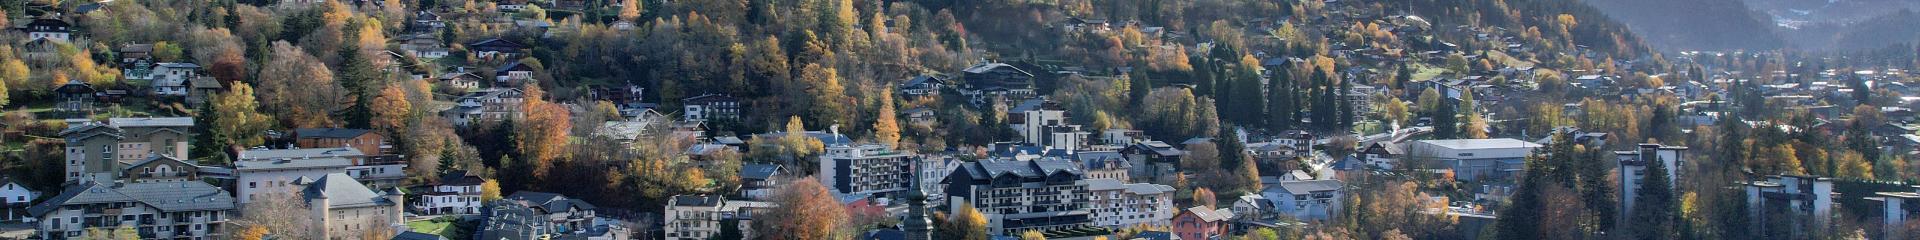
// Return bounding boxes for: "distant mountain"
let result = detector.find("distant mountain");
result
[1828,10,1920,51]
[1582,0,1786,51]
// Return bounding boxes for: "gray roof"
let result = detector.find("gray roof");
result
[740,164,781,180]
[29,181,234,216]
[302,173,396,208]
[1182,206,1235,222]
[294,128,375,139]
[671,195,723,207]
[1413,138,1540,150]
[108,117,194,128]
[1074,151,1128,169]
[237,147,366,160]
[234,157,353,171]
[1082,178,1174,195]
[393,231,448,240]
[1009,99,1048,113]
[1273,179,1345,194]
[957,159,1083,180]
[154,62,200,69]
[506,191,597,212]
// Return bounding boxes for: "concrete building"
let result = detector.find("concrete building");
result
[1074,151,1131,182]
[818,144,916,199]
[1404,138,1541,180]
[299,173,405,240]
[1745,175,1834,238]
[1009,99,1088,151]
[239,147,406,189]
[414,173,485,215]
[1083,178,1175,228]
[681,94,741,123]
[943,159,1091,235]
[1871,185,1920,239]
[233,153,353,204]
[1120,141,1184,183]
[1260,179,1345,221]
[1616,143,1687,218]
[28,181,234,239]
[663,195,772,240]
[58,117,193,184]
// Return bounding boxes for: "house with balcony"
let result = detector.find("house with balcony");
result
[663,195,773,240]
[442,88,526,126]
[819,144,916,199]
[1171,206,1235,240]
[20,18,71,42]
[957,63,1037,106]
[1083,178,1174,228]
[682,94,741,123]
[1260,179,1344,221]
[942,159,1091,235]
[59,118,193,184]
[1120,141,1183,183]
[414,172,486,215]
[28,181,234,240]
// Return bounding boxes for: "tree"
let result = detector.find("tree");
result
[256,41,341,128]
[512,85,571,188]
[480,179,503,201]
[234,194,314,239]
[1020,230,1048,240]
[1628,151,1678,240]
[618,0,643,22]
[236,225,269,240]
[369,84,412,132]
[799,64,850,128]
[1432,97,1458,139]
[0,58,25,98]
[1381,97,1409,127]
[1193,187,1218,208]
[938,203,991,240]
[874,88,902,147]
[754,177,848,240]
[212,82,273,148]
[336,41,378,129]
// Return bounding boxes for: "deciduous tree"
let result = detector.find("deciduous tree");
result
[754,177,848,240]
[212,82,273,148]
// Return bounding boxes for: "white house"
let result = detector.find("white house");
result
[0,178,35,222]
[663,195,773,240]
[1260,179,1344,221]
[414,173,486,215]
[1084,178,1175,228]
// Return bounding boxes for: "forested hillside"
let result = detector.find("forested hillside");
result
[1581,0,1784,51]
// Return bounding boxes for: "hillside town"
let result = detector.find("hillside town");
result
[0,0,1916,240]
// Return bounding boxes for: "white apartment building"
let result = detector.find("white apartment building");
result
[233,156,352,204]
[414,174,486,215]
[663,195,772,240]
[819,144,916,198]
[28,181,235,239]
[1616,143,1686,218]
[1084,178,1175,228]
[1745,175,1834,237]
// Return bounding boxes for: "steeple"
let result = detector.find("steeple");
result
[903,156,933,240]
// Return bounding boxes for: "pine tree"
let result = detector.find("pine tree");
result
[190,102,228,164]
[1496,156,1548,240]
[1432,98,1458,139]
[1268,63,1297,131]
[1578,146,1618,233]
[1338,70,1354,130]
[337,43,378,129]
[1628,153,1678,240]
[1130,69,1152,107]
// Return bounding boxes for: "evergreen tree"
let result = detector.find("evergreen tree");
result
[1628,153,1678,240]
[1338,70,1354,130]
[1578,145,1617,232]
[1496,155,1548,240]
[1432,97,1458,139]
[1268,63,1297,131]
[336,43,378,129]
[1218,128,1247,171]
[1130,68,1152,107]
[189,102,228,164]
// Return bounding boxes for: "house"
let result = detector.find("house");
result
[442,88,527,126]
[140,63,202,97]
[1362,141,1403,169]
[1075,151,1131,182]
[903,107,936,128]
[239,147,406,189]
[1260,179,1344,221]
[1171,206,1235,240]
[469,38,529,59]
[398,33,450,59]
[438,71,484,90]
[117,43,153,66]
[898,75,946,98]
[53,81,96,113]
[494,61,537,85]
[496,0,529,11]
[1616,143,1686,218]
[411,11,445,31]
[1084,178,1175,228]
[298,173,405,240]
[58,117,194,184]
[738,164,783,199]
[1404,138,1541,181]
[28,181,235,239]
[1121,141,1183,183]
[19,18,71,42]
[663,195,773,240]
[294,128,392,157]
[414,172,486,215]
[819,144,916,198]
[0,177,35,222]
[942,159,1090,234]
[682,94,741,123]
[481,191,609,240]
[186,77,225,108]
[957,62,1038,105]
[1744,175,1834,237]
[1231,195,1274,222]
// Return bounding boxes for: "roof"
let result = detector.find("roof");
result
[469,38,528,49]
[154,62,200,69]
[1008,99,1049,113]
[189,77,223,89]
[29,181,234,216]
[437,172,485,186]
[505,191,597,212]
[902,75,943,86]
[1413,138,1541,150]
[1181,206,1235,222]
[1082,178,1174,195]
[294,128,376,139]
[740,164,781,180]
[393,231,448,240]
[302,173,397,208]
[956,159,1083,180]
[1272,179,1345,194]
[108,117,194,128]
[962,63,1033,76]
[127,154,197,169]
[234,158,354,171]
[671,195,723,207]
[237,147,366,160]
[1074,151,1128,169]
[24,18,70,29]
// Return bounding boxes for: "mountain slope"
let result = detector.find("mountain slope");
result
[1582,0,1785,51]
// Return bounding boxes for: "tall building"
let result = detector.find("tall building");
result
[943,159,1091,234]
[1616,143,1686,219]
[1083,178,1175,228]
[1871,185,1920,239]
[819,144,916,198]
[59,117,193,184]
[1745,175,1834,238]
[28,181,235,239]
[299,173,404,240]
[233,152,354,204]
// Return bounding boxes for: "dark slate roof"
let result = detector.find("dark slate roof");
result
[1073,151,1128,169]
[957,159,1083,180]
[393,231,448,240]
[671,195,723,207]
[294,128,374,139]
[902,75,943,86]
[29,181,234,216]
[24,18,70,29]
[862,229,905,240]
[437,173,484,186]
[740,163,781,180]
[506,191,597,212]
[302,173,397,208]
[469,38,528,49]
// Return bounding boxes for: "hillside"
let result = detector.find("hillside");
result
[1582,0,1785,51]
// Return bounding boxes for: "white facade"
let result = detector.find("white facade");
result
[818,144,915,198]
[1745,175,1834,232]
[1084,179,1175,228]
[233,158,352,204]
[1405,138,1541,180]
[663,195,771,240]
[1617,143,1686,218]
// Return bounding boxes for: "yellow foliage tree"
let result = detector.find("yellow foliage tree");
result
[1020,230,1048,240]
[874,88,902,148]
[236,225,269,240]
[515,85,571,180]
[369,84,412,131]
[480,179,503,201]
[212,82,273,147]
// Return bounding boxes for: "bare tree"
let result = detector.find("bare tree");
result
[231,194,315,239]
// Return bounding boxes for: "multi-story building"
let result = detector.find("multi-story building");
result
[1170,206,1235,240]
[1616,143,1686,218]
[916,157,961,202]
[1121,141,1183,183]
[1074,151,1131,182]
[239,147,406,189]
[293,128,391,157]
[1871,185,1920,239]
[233,152,354,204]
[943,159,1091,234]
[663,195,772,240]
[59,117,193,183]
[957,63,1037,106]
[441,88,526,126]
[21,18,72,42]
[1745,175,1834,238]
[299,173,404,240]
[682,94,741,123]
[819,144,916,198]
[414,173,486,215]
[1404,138,1541,180]
[28,181,235,240]
[1260,179,1344,221]
[481,192,608,240]
[141,63,201,96]
[1083,178,1174,228]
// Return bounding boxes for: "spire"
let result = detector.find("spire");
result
[902,156,933,240]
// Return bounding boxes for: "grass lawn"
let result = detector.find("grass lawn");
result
[406,220,454,236]
[1409,63,1450,81]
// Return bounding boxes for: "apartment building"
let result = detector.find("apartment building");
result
[59,117,193,184]
[414,173,486,215]
[943,159,1091,235]
[819,144,916,198]
[663,195,772,240]
[1083,178,1174,228]
[1745,175,1834,238]
[28,181,234,239]
[1617,143,1687,218]
[1260,179,1345,221]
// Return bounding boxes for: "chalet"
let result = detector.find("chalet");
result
[399,33,449,59]
[0,177,32,222]
[469,38,529,59]
[482,192,608,240]
[442,88,526,126]
[1122,141,1184,183]
[1171,207,1235,240]
[957,63,1037,106]
[117,43,153,67]
[138,62,202,97]
[738,164,784,199]
[411,11,445,31]
[682,94,741,123]
[902,107,936,128]
[19,18,71,42]
[414,172,485,215]
[1362,142,1403,169]
[438,72,484,90]
[897,75,946,98]
[186,77,224,108]
[53,81,95,113]
[494,61,536,85]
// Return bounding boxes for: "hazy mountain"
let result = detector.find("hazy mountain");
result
[1582,0,1786,51]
